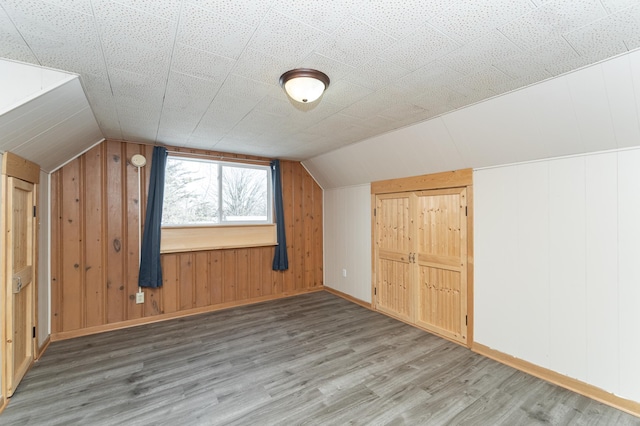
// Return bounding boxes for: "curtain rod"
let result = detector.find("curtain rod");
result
[167,149,272,164]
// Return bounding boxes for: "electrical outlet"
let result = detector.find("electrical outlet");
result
[342,269,347,278]
[136,291,144,304]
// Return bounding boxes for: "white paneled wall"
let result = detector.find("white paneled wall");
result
[473,166,520,356]
[617,149,640,399]
[548,157,587,380]
[0,77,104,173]
[324,184,372,303]
[585,153,618,392]
[515,162,550,368]
[603,52,640,149]
[474,162,552,367]
[475,148,640,402]
[0,152,3,398]
[38,171,50,344]
[0,59,73,115]
[566,66,617,152]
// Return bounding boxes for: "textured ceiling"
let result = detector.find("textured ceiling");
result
[1,0,639,160]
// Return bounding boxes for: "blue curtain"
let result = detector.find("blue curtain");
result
[271,160,288,271]
[139,146,168,288]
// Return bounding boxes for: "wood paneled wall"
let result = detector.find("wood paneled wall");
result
[51,140,323,336]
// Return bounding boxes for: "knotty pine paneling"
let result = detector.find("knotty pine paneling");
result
[51,140,323,335]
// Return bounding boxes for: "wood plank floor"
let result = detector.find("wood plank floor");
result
[3,292,639,425]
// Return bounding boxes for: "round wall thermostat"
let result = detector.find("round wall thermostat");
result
[131,154,147,167]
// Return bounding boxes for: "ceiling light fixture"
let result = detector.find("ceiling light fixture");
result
[279,68,330,103]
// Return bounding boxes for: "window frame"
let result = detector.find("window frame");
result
[161,154,273,228]
[160,153,277,253]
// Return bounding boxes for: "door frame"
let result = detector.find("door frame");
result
[1,152,40,402]
[371,168,474,347]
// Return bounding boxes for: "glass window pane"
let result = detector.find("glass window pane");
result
[162,156,271,226]
[162,157,220,225]
[221,165,268,222]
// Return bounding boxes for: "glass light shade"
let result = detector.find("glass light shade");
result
[284,77,326,103]
[279,69,330,104]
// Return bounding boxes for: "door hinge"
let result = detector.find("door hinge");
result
[465,206,468,216]
[374,287,377,295]
[374,208,376,216]
[465,315,468,326]
[33,206,37,217]
[32,326,36,338]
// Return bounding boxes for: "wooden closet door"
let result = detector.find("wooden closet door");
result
[374,193,413,322]
[414,188,467,344]
[5,177,36,396]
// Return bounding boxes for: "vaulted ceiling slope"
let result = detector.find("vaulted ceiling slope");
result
[1,0,639,161]
[0,58,70,114]
[0,59,103,172]
[303,48,640,189]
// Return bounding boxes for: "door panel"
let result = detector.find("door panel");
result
[6,177,35,397]
[375,194,413,321]
[417,266,463,340]
[377,257,412,320]
[415,188,467,343]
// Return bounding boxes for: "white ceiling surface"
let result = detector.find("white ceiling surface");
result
[0,60,104,172]
[1,1,640,162]
[303,48,640,189]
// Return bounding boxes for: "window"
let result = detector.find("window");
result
[160,155,276,253]
[162,156,272,226]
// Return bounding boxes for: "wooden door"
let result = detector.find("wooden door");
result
[5,177,36,396]
[374,193,413,322]
[414,188,467,344]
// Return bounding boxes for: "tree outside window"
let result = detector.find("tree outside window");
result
[162,157,271,226]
